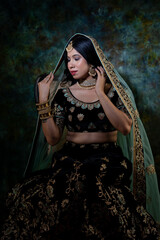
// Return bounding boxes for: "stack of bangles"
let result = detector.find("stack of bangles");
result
[36,100,53,120]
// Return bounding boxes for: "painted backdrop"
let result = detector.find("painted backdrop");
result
[0,0,160,223]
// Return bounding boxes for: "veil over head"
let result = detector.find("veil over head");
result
[24,33,160,223]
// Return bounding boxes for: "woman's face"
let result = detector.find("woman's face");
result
[67,48,90,80]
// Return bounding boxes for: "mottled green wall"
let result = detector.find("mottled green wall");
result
[0,0,160,222]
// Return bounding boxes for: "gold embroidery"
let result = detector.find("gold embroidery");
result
[107,87,115,98]
[121,160,127,169]
[60,156,68,161]
[61,199,69,208]
[135,109,140,118]
[68,115,72,121]
[88,122,96,129]
[98,113,105,120]
[69,106,75,113]
[77,113,84,121]
[88,36,146,205]
[101,157,109,162]
[146,164,156,175]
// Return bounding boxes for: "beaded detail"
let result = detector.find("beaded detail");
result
[62,88,101,110]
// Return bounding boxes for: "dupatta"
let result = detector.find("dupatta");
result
[24,33,160,223]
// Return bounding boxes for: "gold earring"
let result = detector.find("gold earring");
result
[88,65,96,77]
[66,41,73,52]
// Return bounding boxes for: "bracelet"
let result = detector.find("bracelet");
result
[36,100,49,111]
[36,100,54,120]
[39,110,53,120]
[38,106,52,115]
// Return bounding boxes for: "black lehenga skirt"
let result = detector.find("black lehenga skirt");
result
[0,142,159,240]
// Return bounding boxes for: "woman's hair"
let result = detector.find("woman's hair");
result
[63,35,102,82]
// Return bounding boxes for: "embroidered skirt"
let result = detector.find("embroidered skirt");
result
[1,142,159,239]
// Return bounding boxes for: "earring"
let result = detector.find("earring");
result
[88,65,96,77]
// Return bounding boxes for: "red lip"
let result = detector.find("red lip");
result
[70,71,78,75]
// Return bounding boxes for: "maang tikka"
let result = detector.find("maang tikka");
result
[66,41,73,52]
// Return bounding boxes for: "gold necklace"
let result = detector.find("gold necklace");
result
[77,78,96,89]
[77,81,95,90]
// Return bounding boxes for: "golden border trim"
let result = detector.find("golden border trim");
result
[146,164,156,175]
[87,36,146,204]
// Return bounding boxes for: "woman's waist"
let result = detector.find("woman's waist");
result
[66,131,117,144]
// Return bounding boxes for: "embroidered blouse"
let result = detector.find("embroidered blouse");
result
[52,86,130,133]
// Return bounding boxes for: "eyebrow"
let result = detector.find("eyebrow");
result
[67,54,81,58]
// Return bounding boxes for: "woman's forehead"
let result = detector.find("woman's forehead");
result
[67,48,82,58]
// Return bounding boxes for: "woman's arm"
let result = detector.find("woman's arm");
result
[41,118,62,146]
[95,67,132,136]
[38,72,62,145]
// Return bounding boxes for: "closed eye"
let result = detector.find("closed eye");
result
[74,57,80,61]
[67,54,81,62]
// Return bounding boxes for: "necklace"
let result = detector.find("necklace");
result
[77,82,95,90]
[77,78,96,89]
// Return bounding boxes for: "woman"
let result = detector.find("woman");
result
[1,34,160,239]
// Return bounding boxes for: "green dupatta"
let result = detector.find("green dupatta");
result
[24,33,160,223]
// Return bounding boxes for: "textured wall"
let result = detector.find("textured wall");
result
[0,0,160,222]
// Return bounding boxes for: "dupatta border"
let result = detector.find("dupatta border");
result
[87,36,146,204]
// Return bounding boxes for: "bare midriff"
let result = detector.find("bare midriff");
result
[66,131,117,144]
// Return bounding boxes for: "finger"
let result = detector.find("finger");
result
[48,73,54,83]
[97,66,103,74]
[45,72,52,82]
[95,68,101,76]
[98,66,104,75]
[44,74,50,82]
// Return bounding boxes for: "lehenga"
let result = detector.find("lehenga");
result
[1,87,159,239]
[1,33,160,239]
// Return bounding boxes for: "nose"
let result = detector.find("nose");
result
[68,60,75,69]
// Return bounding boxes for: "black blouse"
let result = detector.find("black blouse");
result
[52,86,130,133]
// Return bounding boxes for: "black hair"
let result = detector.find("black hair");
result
[71,35,102,67]
[63,35,102,83]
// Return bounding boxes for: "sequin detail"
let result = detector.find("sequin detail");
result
[63,88,101,110]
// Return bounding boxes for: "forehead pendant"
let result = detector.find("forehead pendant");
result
[66,41,73,52]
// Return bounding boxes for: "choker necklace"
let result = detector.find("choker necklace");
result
[77,79,96,89]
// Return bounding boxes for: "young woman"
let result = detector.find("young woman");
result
[1,34,160,239]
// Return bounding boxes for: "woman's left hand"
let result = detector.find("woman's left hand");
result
[95,66,106,96]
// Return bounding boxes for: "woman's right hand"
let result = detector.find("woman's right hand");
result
[38,72,54,103]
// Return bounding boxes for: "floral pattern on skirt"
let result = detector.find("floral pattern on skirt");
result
[1,142,159,239]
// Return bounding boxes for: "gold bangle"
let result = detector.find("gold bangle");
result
[38,106,52,115]
[39,111,53,120]
[36,100,49,111]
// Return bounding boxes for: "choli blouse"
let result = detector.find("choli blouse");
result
[51,86,130,133]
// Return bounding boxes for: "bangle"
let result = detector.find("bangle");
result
[36,100,49,111]
[36,100,54,120]
[38,106,51,115]
[39,110,53,120]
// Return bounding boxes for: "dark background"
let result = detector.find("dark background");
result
[0,0,160,223]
